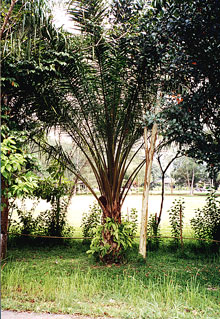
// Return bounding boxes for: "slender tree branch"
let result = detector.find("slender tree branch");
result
[0,0,17,40]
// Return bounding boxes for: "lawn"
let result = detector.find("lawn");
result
[2,240,220,319]
[67,194,207,238]
[20,193,207,228]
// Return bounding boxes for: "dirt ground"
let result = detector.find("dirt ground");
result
[1,311,110,319]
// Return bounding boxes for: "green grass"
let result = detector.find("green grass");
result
[2,240,220,319]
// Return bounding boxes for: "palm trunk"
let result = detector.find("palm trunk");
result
[139,124,157,258]
[99,196,121,223]
[1,177,9,259]
[98,195,122,262]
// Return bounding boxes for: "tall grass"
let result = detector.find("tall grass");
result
[2,240,220,318]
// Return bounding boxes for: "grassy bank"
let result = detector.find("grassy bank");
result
[2,240,220,319]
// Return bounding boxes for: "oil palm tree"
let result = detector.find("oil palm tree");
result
[28,0,162,259]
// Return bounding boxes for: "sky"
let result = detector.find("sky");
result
[52,1,74,32]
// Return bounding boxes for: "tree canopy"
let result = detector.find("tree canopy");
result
[153,0,220,178]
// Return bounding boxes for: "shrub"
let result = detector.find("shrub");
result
[36,198,69,237]
[9,200,39,235]
[16,209,37,235]
[83,204,138,262]
[81,202,102,239]
[191,192,220,242]
[126,208,138,235]
[81,203,138,239]
[147,213,161,250]
[9,199,73,238]
[168,198,185,246]
[87,217,137,263]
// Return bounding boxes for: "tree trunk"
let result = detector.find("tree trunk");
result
[99,196,121,223]
[98,196,122,263]
[139,124,157,259]
[157,152,180,227]
[170,179,174,194]
[1,177,9,260]
[158,172,165,225]
[186,169,191,194]
[211,171,219,190]
[190,168,195,195]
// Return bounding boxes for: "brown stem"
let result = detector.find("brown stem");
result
[1,177,9,259]
[0,0,17,40]
[157,152,180,225]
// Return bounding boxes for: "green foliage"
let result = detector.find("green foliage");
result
[37,198,70,237]
[155,0,220,174]
[171,157,208,188]
[147,213,161,250]
[1,0,66,59]
[1,130,39,198]
[33,177,70,203]
[15,207,38,235]
[127,208,138,235]
[9,200,39,235]
[168,198,185,245]
[9,199,73,238]
[87,216,137,262]
[81,202,102,239]
[191,192,220,242]
[82,204,138,241]
[9,159,74,238]
[33,159,74,237]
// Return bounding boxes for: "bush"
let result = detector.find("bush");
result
[191,192,220,242]
[126,208,138,235]
[87,217,137,263]
[81,203,138,239]
[168,198,185,246]
[9,201,39,235]
[9,199,73,238]
[83,203,138,262]
[36,198,70,237]
[147,213,161,250]
[81,202,102,239]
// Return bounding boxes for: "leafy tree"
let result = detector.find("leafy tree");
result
[1,0,68,259]
[33,159,74,237]
[137,0,220,257]
[171,157,209,194]
[153,0,220,186]
[138,0,220,256]
[1,0,69,133]
[1,127,38,259]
